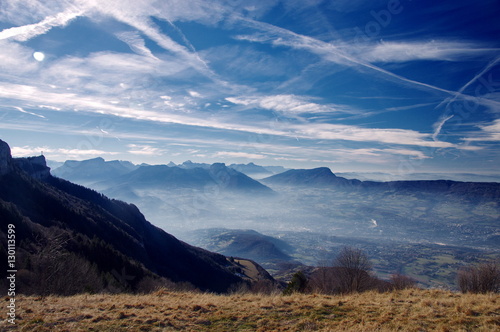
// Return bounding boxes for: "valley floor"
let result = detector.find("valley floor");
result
[2,289,499,331]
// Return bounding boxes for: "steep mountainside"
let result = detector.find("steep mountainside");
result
[0,139,272,294]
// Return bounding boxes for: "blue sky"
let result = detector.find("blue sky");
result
[0,0,499,175]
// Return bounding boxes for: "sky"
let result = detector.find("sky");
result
[0,0,499,175]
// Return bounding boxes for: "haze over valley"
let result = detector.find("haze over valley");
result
[51,157,500,288]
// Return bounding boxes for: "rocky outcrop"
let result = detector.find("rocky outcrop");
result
[13,155,51,180]
[0,139,13,175]
[0,139,50,180]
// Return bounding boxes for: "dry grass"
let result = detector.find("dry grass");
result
[1,289,499,331]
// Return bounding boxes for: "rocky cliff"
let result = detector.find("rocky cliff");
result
[13,155,51,180]
[0,139,13,176]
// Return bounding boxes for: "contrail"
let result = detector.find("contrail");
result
[432,115,454,141]
[0,7,85,41]
[241,18,460,95]
[437,55,500,109]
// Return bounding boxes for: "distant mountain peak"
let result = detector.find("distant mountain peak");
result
[180,160,210,169]
[87,156,105,163]
[228,163,274,178]
[314,167,335,175]
[210,162,227,170]
[53,157,138,184]
[262,167,357,188]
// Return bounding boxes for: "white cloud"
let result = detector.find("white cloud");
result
[358,41,498,63]
[188,90,202,98]
[465,119,500,142]
[91,0,218,80]
[10,146,48,157]
[237,30,457,95]
[291,122,455,148]
[0,0,224,84]
[226,94,356,116]
[260,95,332,114]
[235,19,500,111]
[214,151,266,159]
[127,144,165,155]
[0,40,39,74]
[225,97,252,106]
[382,148,429,159]
[11,146,119,158]
[38,105,62,111]
[115,31,159,59]
[0,0,73,25]
[0,0,493,166]
[0,81,460,150]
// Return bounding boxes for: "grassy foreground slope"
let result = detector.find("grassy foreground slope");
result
[4,289,499,331]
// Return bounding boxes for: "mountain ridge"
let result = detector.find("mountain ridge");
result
[262,167,500,200]
[72,161,275,195]
[52,157,138,184]
[0,139,273,294]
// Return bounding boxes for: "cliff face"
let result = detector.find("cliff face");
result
[0,140,50,180]
[0,139,13,176]
[13,155,51,180]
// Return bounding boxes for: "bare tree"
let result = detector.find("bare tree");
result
[390,273,417,290]
[332,247,373,293]
[30,229,104,295]
[458,261,500,294]
[308,264,338,294]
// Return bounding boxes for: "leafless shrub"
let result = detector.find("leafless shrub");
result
[249,279,280,295]
[307,247,376,294]
[25,229,104,295]
[390,273,417,290]
[332,247,373,293]
[458,261,500,293]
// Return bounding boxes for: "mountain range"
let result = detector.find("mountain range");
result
[53,158,500,200]
[0,139,273,295]
[39,154,500,288]
[53,159,275,195]
[52,157,138,184]
[263,167,500,200]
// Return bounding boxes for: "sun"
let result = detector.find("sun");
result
[33,52,45,62]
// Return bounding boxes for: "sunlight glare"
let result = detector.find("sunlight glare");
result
[33,52,45,62]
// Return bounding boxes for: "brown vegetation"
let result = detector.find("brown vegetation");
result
[2,288,499,331]
[458,261,500,294]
